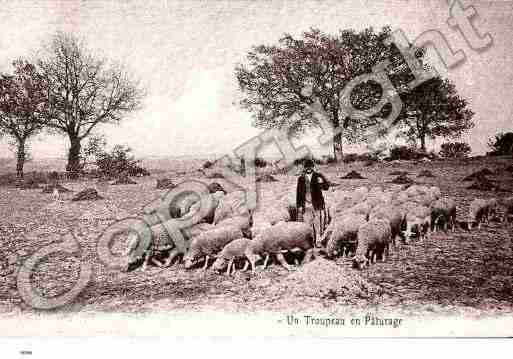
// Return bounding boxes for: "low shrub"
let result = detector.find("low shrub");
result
[439,142,471,159]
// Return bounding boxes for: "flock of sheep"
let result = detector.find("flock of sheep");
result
[124,182,513,275]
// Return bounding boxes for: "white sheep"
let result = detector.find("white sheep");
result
[353,218,392,269]
[183,226,243,270]
[369,204,404,246]
[404,185,429,198]
[368,186,384,197]
[401,204,431,242]
[498,196,513,222]
[212,238,252,276]
[244,221,314,272]
[124,221,216,271]
[393,192,410,206]
[430,198,457,232]
[264,206,290,225]
[281,190,298,221]
[428,186,442,201]
[213,190,249,224]
[486,198,499,222]
[387,185,403,194]
[378,192,393,205]
[343,201,372,219]
[216,214,252,237]
[185,191,223,224]
[410,193,435,207]
[52,187,60,201]
[352,186,369,203]
[468,198,494,230]
[250,217,272,239]
[320,213,367,258]
[329,196,357,217]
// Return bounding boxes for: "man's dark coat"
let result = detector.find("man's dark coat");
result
[296,171,330,212]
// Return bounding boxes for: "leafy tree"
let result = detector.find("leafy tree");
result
[487,132,513,156]
[396,77,474,152]
[235,27,418,161]
[38,32,144,178]
[0,60,48,178]
[439,141,471,159]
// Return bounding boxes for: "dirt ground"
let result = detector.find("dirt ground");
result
[1,156,512,318]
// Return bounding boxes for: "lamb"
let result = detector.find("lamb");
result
[369,204,403,246]
[319,213,367,258]
[183,226,243,269]
[353,218,392,269]
[244,222,314,273]
[430,198,457,232]
[468,198,495,230]
[212,238,252,276]
[401,204,431,243]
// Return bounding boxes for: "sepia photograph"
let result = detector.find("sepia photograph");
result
[0,0,512,345]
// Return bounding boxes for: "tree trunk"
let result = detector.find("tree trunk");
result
[66,134,82,179]
[240,157,246,177]
[333,133,343,161]
[16,139,26,178]
[419,134,426,153]
[332,115,343,162]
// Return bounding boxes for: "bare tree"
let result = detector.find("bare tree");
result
[39,32,144,177]
[0,60,48,178]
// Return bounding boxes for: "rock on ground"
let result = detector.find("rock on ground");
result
[41,183,71,193]
[462,168,494,182]
[341,171,366,179]
[112,176,137,185]
[256,174,278,183]
[391,174,414,184]
[71,188,104,201]
[418,170,435,178]
[208,182,226,194]
[156,178,175,189]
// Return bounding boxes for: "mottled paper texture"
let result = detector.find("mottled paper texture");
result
[0,0,512,338]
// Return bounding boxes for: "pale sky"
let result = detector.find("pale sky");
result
[0,0,511,159]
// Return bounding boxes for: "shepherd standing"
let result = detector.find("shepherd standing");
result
[296,159,330,243]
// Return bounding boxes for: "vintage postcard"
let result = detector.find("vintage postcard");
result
[0,0,512,344]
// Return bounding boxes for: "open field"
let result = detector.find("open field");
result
[1,156,512,318]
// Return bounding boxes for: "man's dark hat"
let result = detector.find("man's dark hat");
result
[303,159,315,168]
